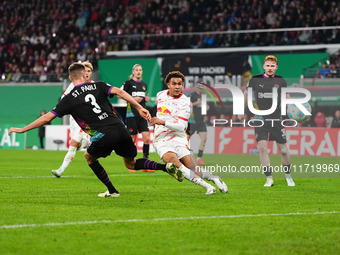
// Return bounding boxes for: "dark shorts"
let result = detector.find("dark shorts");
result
[126,117,149,135]
[186,122,207,136]
[254,120,287,144]
[87,126,137,159]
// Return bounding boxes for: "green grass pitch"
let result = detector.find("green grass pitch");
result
[0,149,339,255]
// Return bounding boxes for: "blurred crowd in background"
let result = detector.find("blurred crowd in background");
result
[0,0,340,82]
[1,0,340,128]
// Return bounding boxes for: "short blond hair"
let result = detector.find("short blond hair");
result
[264,55,278,65]
[129,64,142,79]
[83,61,93,70]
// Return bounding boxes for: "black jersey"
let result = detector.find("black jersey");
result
[247,74,287,119]
[190,91,204,123]
[122,79,147,118]
[51,81,124,138]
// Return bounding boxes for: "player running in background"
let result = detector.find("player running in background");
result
[241,55,295,187]
[52,61,94,178]
[188,82,208,165]
[9,63,182,197]
[149,71,228,195]
[122,64,151,172]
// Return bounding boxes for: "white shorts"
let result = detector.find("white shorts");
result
[70,116,90,148]
[153,138,191,159]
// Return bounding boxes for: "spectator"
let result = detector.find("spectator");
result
[266,9,278,27]
[314,112,326,127]
[329,63,338,78]
[331,110,340,128]
[301,118,316,127]
[319,63,330,78]
[1,0,340,83]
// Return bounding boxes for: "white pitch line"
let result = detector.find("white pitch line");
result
[1,211,339,230]
[0,173,165,179]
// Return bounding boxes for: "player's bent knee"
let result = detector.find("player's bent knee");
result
[280,147,288,155]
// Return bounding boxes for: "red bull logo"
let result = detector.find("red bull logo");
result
[157,106,172,115]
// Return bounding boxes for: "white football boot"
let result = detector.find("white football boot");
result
[51,169,62,178]
[212,176,228,193]
[166,163,184,182]
[98,190,120,198]
[264,177,274,187]
[205,185,216,195]
[285,177,295,186]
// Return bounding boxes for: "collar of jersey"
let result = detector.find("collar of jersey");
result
[131,79,142,83]
[74,82,88,87]
[167,90,183,99]
[262,73,276,79]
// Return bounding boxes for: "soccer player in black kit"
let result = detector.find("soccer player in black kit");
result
[241,55,295,187]
[122,64,151,172]
[8,63,182,197]
[187,83,208,166]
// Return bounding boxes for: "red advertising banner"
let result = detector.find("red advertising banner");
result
[214,127,340,156]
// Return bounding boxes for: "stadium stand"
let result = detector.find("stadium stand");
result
[0,0,340,82]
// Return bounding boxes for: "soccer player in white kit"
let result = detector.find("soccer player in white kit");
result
[149,71,228,195]
[51,62,93,177]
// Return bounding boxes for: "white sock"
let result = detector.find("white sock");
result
[201,170,215,181]
[59,146,77,173]
[179,165,212,189]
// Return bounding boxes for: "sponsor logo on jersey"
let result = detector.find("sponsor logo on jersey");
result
[258,92,273,98]
[142,86,146,90]
[274,84,280,88]
[157,106,171,115]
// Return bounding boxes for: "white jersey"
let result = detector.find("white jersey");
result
[154,90,191,143]
[62,81,92,145]
[62,82,75,99]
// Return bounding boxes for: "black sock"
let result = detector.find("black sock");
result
[262,165,272,177]
[134,158,166,172]
[143,144,149,158]
[283,164,291,174]
[198,150,203,158]
[89,161,119,194]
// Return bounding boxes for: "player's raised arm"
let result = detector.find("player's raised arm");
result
[110,86,151,120]
[8,112,56,135]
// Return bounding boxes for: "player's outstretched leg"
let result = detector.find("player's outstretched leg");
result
[52,146,77,178]
[132,158,183,181]
[179,165,216,195]
[200,170,228,193]
[189,155,227,193]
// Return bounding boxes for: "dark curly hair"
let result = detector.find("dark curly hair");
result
[163,71,185,84]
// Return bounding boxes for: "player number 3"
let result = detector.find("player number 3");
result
[85,94,102,114]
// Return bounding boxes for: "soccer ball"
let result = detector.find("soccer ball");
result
[287,102,312,123]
